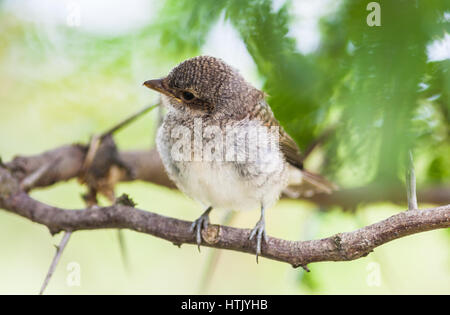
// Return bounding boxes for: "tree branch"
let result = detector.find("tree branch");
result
[0,166,449,268]
[6,145,450,208]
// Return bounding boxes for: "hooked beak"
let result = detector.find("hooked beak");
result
[143,79,172,97]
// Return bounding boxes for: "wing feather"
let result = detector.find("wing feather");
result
[251,100,304,170]
[252,99,337,194]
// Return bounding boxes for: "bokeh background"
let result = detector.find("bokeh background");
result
[0,0,449,294]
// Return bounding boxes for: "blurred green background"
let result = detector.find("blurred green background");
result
[0,0,449,294]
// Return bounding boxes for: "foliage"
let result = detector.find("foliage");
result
[154,0,450,187]
[1,0,448,186]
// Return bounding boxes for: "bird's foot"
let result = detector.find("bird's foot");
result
[189,207,212,251]
[249,217,268,263]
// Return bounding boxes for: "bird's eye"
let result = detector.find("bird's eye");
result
[181,91,195,101]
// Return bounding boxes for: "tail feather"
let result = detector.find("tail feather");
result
[301,170,337,194]
[285,169,337,198]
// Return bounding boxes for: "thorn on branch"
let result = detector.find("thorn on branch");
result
[47,226,60,236]
[115,193,137,207]
[39,231,72,295]
[360,250,373,258]
[302,265,310,272]
[292,263,310,272]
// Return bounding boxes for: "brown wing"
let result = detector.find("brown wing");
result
[250,99,304,170]
[279,133,304,170]
[251,99,337,194]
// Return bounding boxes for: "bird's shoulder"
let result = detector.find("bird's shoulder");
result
[248,99,304,170]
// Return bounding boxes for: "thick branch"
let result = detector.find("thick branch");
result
[0,167,449,268]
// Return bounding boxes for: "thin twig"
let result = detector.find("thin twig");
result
[100,103,159,140]
[81,103,158,175]
[20,159,59,191]
[40,135,103,295]
[81,135,101,174]
[39,231,72,295]
[406,150,418,210]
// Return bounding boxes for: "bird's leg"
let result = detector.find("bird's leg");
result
[249,205,268,263]
[190,206,213,251]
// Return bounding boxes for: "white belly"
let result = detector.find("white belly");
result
[178,162,266,211]
[156,113,290,211]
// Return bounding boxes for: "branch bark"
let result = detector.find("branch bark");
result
[0,166,449,268]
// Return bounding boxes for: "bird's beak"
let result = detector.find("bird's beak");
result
[143,79,172,97]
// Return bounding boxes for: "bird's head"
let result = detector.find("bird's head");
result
[144,56,263,118]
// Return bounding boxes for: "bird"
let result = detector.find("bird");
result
[144,55,335,261]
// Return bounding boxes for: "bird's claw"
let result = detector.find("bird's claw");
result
[189,212,210,252]
[249,218,268,263]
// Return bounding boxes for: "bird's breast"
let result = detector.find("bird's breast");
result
[156,114,289,211]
